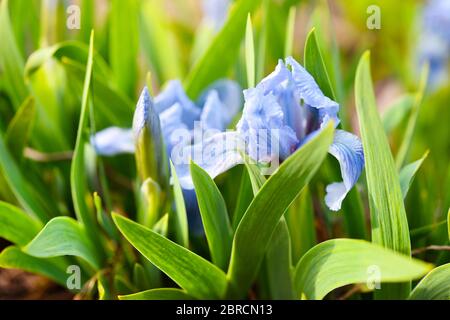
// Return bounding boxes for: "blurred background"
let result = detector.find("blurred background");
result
[0,0,448,299]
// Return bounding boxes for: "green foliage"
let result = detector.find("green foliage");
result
[227,123,334,297]
[0,0,447,302]
[355,52,412,299]
[409,264,450,300]
[294,239,432,300]
[184,0,262,98]
[113,214,228,299]
[190,162,233,271]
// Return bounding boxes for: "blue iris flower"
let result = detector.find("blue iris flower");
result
[419,0,450,88]
[174,57,364,211]
[94,57,363,217]
[92,79,242,232]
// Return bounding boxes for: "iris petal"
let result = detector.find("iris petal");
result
[173,131,243,189]
[198,79,242,125]
[91,127,135,156]
[325,130,365,211]
[154,80,201,128]
[285,56,340,129]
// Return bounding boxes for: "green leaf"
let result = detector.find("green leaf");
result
[355,52,411,299]
[24,217,101,270]
[139,0,182,84]
[0,246,68,287]
[113,214,228,299]
[409,264,450,300]
[382,94,414,134]
[241,152,266,195]
[119,288,193,300]
[62,58,134,128]
[0,201,42,246]
[5,96,35,161]
[395,63,429,169]
[232,168,254,230]
[0,0,27,109]
[184,0,262,98]
[284,6,296,58]
[245,14,255,88]
[285,186,316,264]
[399,150,429,199]
[190,162,233,271]
[109,0,138,97]
[169,161,189,247]
[70,32,104,260]
[294,239,433,300]
[265,218,295,299]
[25,41,110,80]
[0,132,53,222]
[304,28,335,100]
[227,123,334,297]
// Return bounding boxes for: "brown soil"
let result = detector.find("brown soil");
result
[0,268,74,300]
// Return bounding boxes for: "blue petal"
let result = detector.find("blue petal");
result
[285,56,340,130]
[158,103,190,155]
[198,79,242,126]
[237,87,298,161]
[91,127,134,156]
[200,91,227,130]
[325,130,364,211]
[172,131,243,189]
[154,80,201,129]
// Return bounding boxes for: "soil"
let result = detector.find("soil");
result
[0,268,74,300]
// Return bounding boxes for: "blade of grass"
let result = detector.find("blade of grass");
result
[355,51,412,299]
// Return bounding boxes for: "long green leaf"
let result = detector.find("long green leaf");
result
[139,0,182,84]
[5,96,35,161]
[399,150,429,199]
[109,0,138,97]
[294,239,433,300]
[191,162,233,271]
[113,214,228,299]
[265,218,295,299]
[227,123,334,297]
[0,132,52,222]
[169,161,189,247]
[119,288,193,300]
[245,14,255,88]
[0,201,42,246]
[304,28,335,100]
[395,63,429,168]
[184,0,262,98]
[232,168,253,230]
[0,0,27,109]
[409,264,450,300]
[355,52,412,299]
[0,246,68,286]
[24,216,101,270]
[285,186,316,264]
[70,32,104,261]
[382,94,414,134]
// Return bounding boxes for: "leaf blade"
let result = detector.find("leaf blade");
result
[354,52,412,299]
[294,239,433,300]
[113,214,228,299]
[191,162,233,271]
